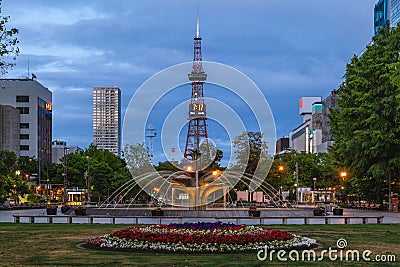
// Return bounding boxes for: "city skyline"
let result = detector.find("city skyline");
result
[2,1,377,158]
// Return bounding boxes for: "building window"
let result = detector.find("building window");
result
[20,134,29,140]
[16,95,30,102]
[17,107,29,114]
[20,123,29,128]
[20,145,29,151]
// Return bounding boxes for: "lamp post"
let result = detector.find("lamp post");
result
[339,171,347,206]
[86,156,91,204]
[294,162,299,206]
[63,147,69,205]
[389,176,392,212]
[195,154,199,209]
[313,177,317,191]
[313,177,317,204]
[38,157,41,192]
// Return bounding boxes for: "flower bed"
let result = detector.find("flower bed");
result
[86,222,316,253]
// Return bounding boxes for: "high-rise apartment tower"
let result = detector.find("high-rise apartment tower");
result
[92,86,121,156]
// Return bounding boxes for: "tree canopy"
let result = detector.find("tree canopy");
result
[0,0,19,74]
[329,25,400,204]
[0,151,29,203]
[267,151,339,192]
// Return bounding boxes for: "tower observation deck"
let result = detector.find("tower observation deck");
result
[184,18,208,159]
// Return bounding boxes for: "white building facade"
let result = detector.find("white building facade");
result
[290,96,322,153]
[0,79,52,162]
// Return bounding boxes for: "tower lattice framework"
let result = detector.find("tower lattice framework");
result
[184,18,208,160]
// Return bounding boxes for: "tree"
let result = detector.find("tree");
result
[9,173,30,204]
[55,145,131,202]
[329,25,400,205]
[0,150,18,174]
[0,0,19,74]
[155,161,180,172]
[268,151,340,191]
[231,131,270,175]
[0,151,31,203]
[89,161,114,200]
[124,143,153,176]
[231,131,273,191]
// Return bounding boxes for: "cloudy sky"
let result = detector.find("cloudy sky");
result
[2,0,377,163]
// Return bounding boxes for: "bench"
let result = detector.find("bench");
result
[12,214,384,225]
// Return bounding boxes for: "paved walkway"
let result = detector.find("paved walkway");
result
[1,208,399,224]
[342,209,400,224]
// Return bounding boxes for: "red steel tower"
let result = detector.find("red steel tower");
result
[184,18,208,160]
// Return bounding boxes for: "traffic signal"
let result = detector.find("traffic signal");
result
[24,173,30,179]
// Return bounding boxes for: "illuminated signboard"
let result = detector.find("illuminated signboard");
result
[45,103,52,111]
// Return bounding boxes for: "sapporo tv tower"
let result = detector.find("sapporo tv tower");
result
[184,17,208,160]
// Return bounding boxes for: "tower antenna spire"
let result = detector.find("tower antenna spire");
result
[196,6,200,38]
[184,14,208,159]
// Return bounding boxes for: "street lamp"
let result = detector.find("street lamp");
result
[294,162,299,206]
[86,156,91,204]
[278,165,284,172]
[212,170,220,177]
[340,171,347,180]
[312,177,317,204]
[63,147,69,205]
[313,177,317,191]
[38,154,41,189]
[389,176,392,212]
[185,166,193,172]
[37,148,45,195]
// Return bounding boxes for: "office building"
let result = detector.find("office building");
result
[93,86,121,156]
[52,140,83,164]
[317,90,340,152]
[389,0,400,27]
[285,91,339,154]
[275,137,289,154]
[0,105,20,154]
[374,0,400,35]
[289,97,321,153]
[0,79,52,162]
[374,0,389,35]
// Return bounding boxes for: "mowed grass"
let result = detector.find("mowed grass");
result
[0,223,398,266]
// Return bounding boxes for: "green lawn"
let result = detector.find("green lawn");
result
[0,223,398,266]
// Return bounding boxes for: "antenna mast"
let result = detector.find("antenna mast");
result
[146,124,157,159]
[184,16,208,159]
